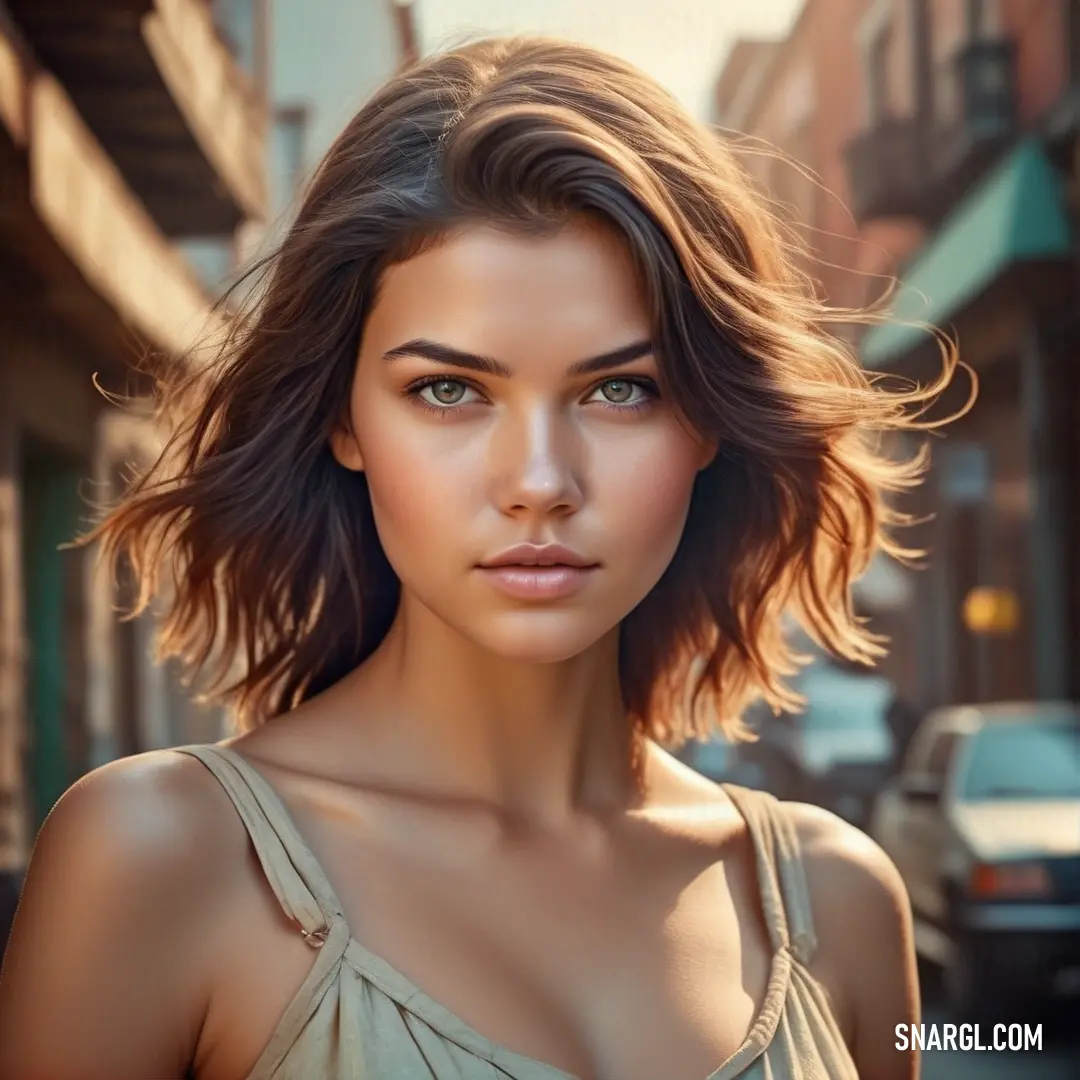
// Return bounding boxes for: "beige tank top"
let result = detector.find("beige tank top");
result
[175,744,859,1080]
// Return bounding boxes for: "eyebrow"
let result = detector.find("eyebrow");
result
[382,338,654,378]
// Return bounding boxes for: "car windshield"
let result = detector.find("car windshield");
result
[959,721,1080,800]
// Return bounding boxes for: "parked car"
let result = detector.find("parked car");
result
[870,701,1080,1019]
[745,662,896,826]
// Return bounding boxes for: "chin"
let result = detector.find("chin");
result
[464,607,617,665]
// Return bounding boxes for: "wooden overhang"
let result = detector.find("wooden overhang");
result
[7,0,267,238]
[0,11,217,381]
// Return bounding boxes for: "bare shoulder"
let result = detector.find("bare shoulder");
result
[785,800,909,918]
[784,801,919,1080]
[32,748,246,889]
[0,749,250,1079]
[3,746,252,975]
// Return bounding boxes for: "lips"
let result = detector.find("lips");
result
[476,544,599,601]
[478,543,598,570]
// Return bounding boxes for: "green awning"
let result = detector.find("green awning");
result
[861,138,1073,368]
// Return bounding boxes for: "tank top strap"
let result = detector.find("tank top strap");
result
[174,744,347,945]
[721,784,818,965]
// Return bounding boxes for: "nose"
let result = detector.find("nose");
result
[490,404,584,519]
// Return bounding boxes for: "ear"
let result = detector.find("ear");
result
[329,420,364,472]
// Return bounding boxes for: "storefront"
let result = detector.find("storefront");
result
[861,138,1077,709]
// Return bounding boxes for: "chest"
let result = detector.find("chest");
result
[207,800,775,1080]
[392,856,771,1064]
[401,900,752,1027]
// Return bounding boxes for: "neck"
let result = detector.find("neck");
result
[335,595,642,826]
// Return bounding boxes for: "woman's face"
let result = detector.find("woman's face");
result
[332,218,714,663]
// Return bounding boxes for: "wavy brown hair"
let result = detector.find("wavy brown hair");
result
[83,36,961,743]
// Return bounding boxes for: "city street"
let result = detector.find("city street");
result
[919,964,1079,1080]
[0,0,1078,1077]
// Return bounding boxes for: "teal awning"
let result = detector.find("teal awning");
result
[861,138,1073,368]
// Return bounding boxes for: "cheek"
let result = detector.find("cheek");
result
[593,423,703,555]
[350,398,482,561]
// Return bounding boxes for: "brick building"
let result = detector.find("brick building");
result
[714,0,1079,713]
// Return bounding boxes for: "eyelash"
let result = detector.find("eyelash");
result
[403,375,660,416]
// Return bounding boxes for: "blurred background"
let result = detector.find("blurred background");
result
[0,1,1076,1075]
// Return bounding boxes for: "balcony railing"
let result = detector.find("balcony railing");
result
[8,0,268,237]
[0,12,217,360]
[930,37,1018,194]
[30,74,218,357]
[842,115,926,226]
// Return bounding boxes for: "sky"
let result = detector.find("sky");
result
[412,0,803,121]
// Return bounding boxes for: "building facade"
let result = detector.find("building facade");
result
[265,0,415,226]
[715,0,1079,714]
[0,0,418,952]
[0,0,269,945]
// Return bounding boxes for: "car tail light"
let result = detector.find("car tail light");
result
[968,861,1053,899]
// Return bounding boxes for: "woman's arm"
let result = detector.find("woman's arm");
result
[790,803,921,1080]
[0,753,234,1080]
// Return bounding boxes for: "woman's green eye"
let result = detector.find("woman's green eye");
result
[602,379,633,403]
[424,380,467,405]
[594,379,649,405]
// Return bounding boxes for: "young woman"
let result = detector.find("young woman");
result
[0,37,952,1080]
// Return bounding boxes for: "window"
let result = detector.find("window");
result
[903,724,961,780]
[213,0,270,94]
[215,0,253,67]
[959,722,1080,800]
[271,104,311,212]
[867,23,893,123]
[931,2,966,130]
[858,0,895,125]
[925,731,962,783]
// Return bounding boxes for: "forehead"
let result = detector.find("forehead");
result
[363,218,651,358]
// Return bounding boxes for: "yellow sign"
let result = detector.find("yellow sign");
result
[963,587,1020,635]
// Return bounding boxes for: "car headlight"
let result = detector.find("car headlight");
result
[968,861,1053,899]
